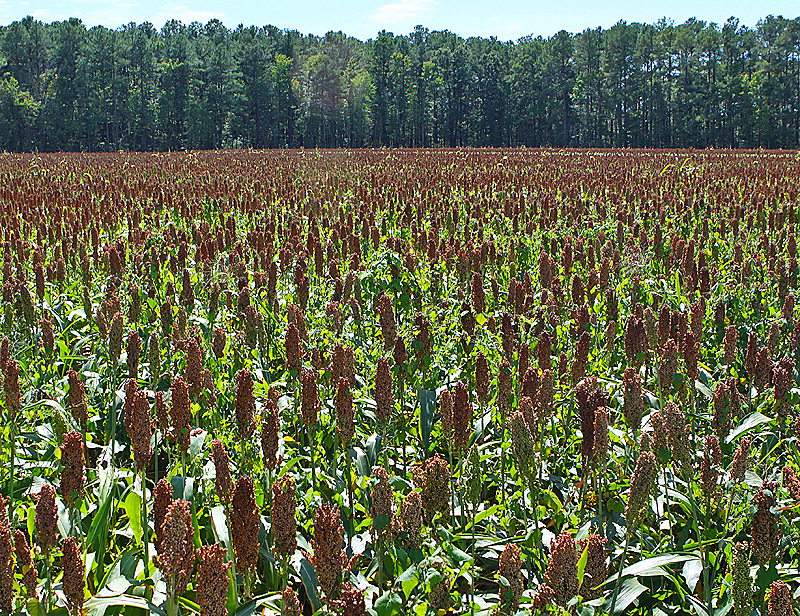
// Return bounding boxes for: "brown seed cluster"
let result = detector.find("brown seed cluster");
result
[335,376,355,446]
[578,533,607,600]
[153,478,173,554]
[452,380,472,453]
[272,474,297,558]
[185,336,203,395]
[60,430,85,504]
[14,529,37,600]
[412,454,451,523]
[730,438,751,484]
[311,502,346,602]
[750,481,782,566]
[125,383,153,471]
[4,359,20,422]
[625,451,658,531]
[783,465,800,502]
[156,499,194,598]
[498,543,523,614]
[371,466,394,542]
[285,323,302,376]
[767,580,793,616]
[35,483,58,552]
[234,368,255,440]
[282,586,302,616]
[62,537,85,616]
[622,367,644,433]
[231,476,260,574]
[0,496,11,613]
[544,530,578,607]
[659,338,678,392]
[211,439,234,507]
[261,396,280,471]
[337,583,366,616]
[171,376,192,453]
[196,544,231,616]
[377,293,397,351]
[66,369,89,429]
[374,357,394,424]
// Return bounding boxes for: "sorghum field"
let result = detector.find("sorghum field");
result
[1,148,799,616]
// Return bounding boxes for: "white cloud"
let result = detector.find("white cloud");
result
[371,0,435,24]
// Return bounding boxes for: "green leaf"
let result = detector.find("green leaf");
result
[620,553,694,577]
[374,591,403,616]
[362,434,381,470]
[84,593,166,616]
[124,492,142,546]
[418,389,435,452]
[398,565,418,599]
[681,557,703,593]
[726,412,773,443]
[374,514,390,532]
[613,577,648,613]
[577,541,590,588]
[444,542,473,567]
[210,505,229,548]
[190,429,207,458]
[296,557,321,613]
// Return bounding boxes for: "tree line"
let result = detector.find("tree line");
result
[1,14,799,151]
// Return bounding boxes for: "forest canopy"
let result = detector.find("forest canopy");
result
[0,14,799,151]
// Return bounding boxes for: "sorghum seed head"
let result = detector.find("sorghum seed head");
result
[60,430,85,504]
[185,336,203,395]
[311,502,345,602]
[231,476,259,574]
[375,357,394,425]
[196,543,231,616]
[282,586,302,616]
[625,451,658,531]
[767,581,793,616]
[62,536,85,616]
[398,491,422,551]
[751,481,781,566]
[14,529,37,599]
[731,542,752,616]
[171,376,191,453]
[153,478,173,554]
[272,474,297,558]
[371,466,394,541]
[156,499,194,597]
[35,483,58,552]
[578,533,607,600]
[545,530,579,607]
[335,377,355,446]
[0,497,11,612]
[301,367,320,427]
[412,454,451,523]
[261,396,280,471]
[452,381,472,453]
[211,440,234,507]
[731,437,751,483]
[498,543,523,614]
[66,369,88,429]
[235,368,255,440]
[510,410,535,479]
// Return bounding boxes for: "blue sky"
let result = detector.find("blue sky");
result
[4,0,798,40]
